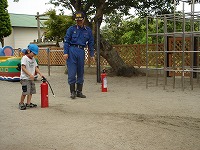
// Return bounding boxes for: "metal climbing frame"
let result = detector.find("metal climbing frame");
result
[146,0,200,90]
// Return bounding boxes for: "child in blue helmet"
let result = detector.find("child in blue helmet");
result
[21,48,27,56]
[20,48,39,79]
[19,44,44,110]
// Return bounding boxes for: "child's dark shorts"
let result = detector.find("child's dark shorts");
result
[20,80,36,95]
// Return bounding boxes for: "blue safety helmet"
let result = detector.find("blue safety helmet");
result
[21,48,27,54]
[27,44,39,55]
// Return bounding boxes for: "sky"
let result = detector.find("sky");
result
[7,0,200,16]
[7,0,71,15]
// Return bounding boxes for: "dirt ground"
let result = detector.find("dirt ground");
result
[0,66,200,150]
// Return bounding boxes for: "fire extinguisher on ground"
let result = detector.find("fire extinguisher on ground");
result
[41,77,49,108]
[41,76,55,108]
[101,69,108,92]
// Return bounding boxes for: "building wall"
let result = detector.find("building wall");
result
[4,27,44,49]
[4,28,14,48]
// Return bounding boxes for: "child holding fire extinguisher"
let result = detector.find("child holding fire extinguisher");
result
[18,44,44,110]
[20,48,39,80]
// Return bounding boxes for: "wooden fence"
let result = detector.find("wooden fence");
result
[13,43,200,70]
[14,44,161,68]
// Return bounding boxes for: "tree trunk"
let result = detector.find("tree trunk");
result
[91,8,140,77]
[99,37,139,77]
[72,2,140,77]
[0,38,4,47]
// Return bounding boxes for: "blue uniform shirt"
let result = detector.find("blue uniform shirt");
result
[64,25,94,57]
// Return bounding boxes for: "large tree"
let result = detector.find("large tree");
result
[47,0,175,76]
[0,0,12,47]
[14,0,175,76]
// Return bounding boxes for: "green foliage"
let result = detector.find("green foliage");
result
[14,0,175,44]
[101,16,149,44]
[48,0,175,21]
[44,9,74,42]
[101,11,200,45]
[101,12,124,44]
[0,0,12,46]
[14,0,178,46]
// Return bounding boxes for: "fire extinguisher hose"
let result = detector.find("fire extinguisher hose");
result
[46,80,55,98]
[42,76,55,98]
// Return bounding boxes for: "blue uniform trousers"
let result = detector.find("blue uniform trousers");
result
[67,46,85,84]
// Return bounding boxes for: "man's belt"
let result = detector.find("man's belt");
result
[71,44,84,49]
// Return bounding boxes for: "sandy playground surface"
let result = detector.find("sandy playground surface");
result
[0,66,200,150]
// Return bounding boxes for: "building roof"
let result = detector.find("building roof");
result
[9,13,47,28]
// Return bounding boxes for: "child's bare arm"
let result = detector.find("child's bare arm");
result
[35,67,43,78]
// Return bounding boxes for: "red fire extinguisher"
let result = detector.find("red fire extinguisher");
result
[101,69,108,92]
[41,77,49,108]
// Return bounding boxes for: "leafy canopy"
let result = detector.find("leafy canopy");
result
[0,0,12,45]
[48,0,175,23]
[44,9,74,42]
[13,0,177,45]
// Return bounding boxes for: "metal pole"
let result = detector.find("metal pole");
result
[47,48,50,76]
[164,14,168,90]
[182,2,186,91]
[173,0,176,89]
[146,16,149,89]
[36,12,41,43]
[96,20,101,83]
[190,0,195,90]
[156,17,159,86]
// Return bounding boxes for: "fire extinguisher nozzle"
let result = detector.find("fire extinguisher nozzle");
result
[53,95,56,98]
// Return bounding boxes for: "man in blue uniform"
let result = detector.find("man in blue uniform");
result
[63,11,95,99]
